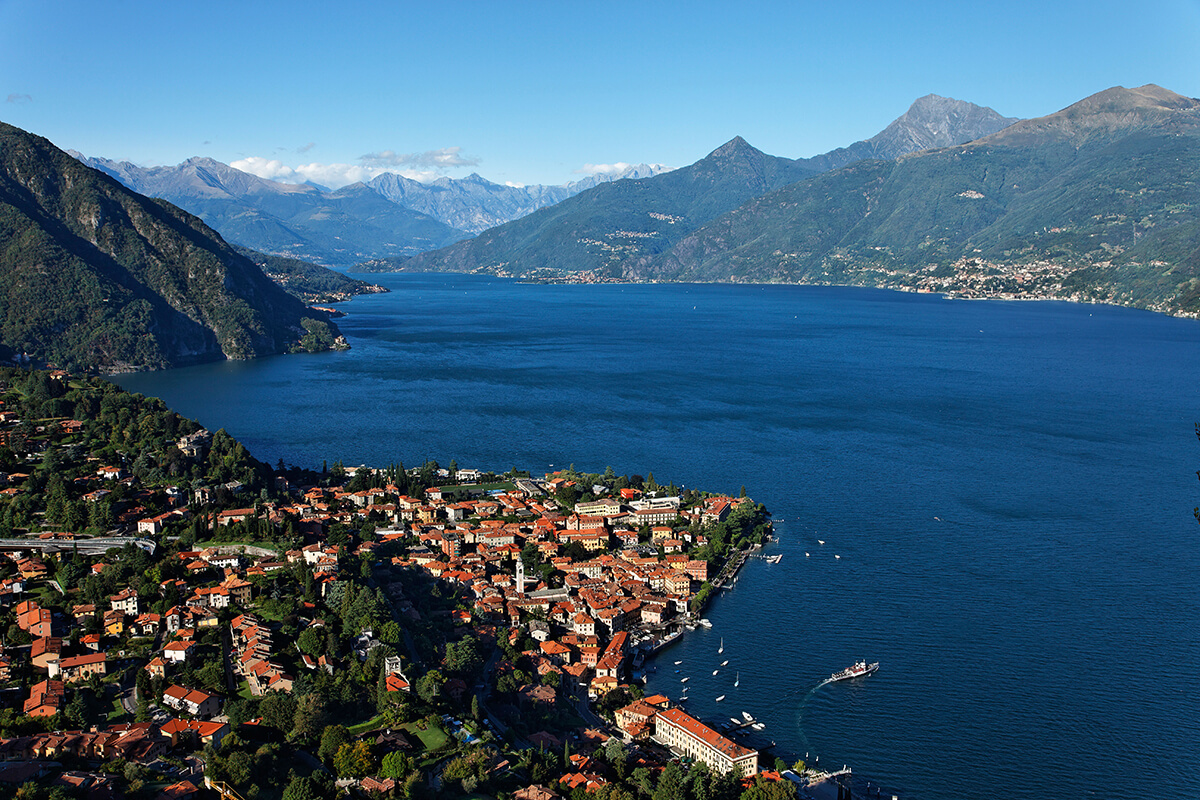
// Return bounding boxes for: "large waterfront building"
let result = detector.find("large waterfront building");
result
[653,707,758,776]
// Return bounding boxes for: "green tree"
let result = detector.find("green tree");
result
[318,724,350,764]
[653,761,685,800]
[292,693,328,742]
[380,751,415,780]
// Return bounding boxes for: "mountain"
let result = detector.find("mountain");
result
[73,154,469,267]
[0,122,345,372]
[367,164,672,234]
[633,85,1200,314]
[375,95,1019,278]
[802,94,1019,172]
[377,137,820,276]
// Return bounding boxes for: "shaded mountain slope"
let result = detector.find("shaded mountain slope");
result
[0,122,342,371]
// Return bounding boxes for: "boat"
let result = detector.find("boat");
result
[715,695,725,702]
[752,722,765,730]
[721,660,729,666]
[712,670,719,676]
[680,677,689,683]
[734,672,740,687]
[698,618,713,628]
[730,717,742,725]
[828,660,879,682]
[674,660,682,665]
[805,552,810,557]
[742,711,753,721]
[718,637,724,654]
[818,539,825,545]
[835,554,841,560]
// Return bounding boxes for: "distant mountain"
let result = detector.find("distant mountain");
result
[72,154,469,267]
[0,122,344,372]
[374,95,1020,278]
[802,94,1019,172]
[377,136,820,276]
[367,164,672,234]
[633,85,1200,315]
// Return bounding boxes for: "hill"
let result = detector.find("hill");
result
[376,95,1016,278]
[633,85,1200,315]
[231,246,388,305]
[0,121,346,372]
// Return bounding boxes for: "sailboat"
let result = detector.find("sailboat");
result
[734,672,740,687]
[718,637,724,655]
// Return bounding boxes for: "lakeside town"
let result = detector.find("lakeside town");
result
[0,367,841,800]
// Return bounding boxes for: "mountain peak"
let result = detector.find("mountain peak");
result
[980,84,1200,147]
[705,136,765,163]
[875,94,1019,154]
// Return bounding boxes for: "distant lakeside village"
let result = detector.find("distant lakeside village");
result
[0,367,842,800]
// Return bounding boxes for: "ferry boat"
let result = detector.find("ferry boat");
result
[829,660,879,682]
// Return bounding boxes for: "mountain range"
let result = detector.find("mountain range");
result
[72,94,1008,269]
[631,85,1200,314]
[0,122,344,372]
[375,94,1019,276]
[72,153,671,266]
[394,85,1200,316]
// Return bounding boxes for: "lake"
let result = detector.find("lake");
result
[118,274,1200,800]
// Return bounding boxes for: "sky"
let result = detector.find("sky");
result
[2,0,1198,188]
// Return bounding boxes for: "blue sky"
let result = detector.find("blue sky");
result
[3,0,1198,187]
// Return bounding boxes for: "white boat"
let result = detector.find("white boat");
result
[712,670,719,676]
[829,660,879,682]
[734,672,740,687]
[718,637,724,654]
[721,660,729,666]
[715,695,725,702]
[674,660,682,665]
[805,552,810,557]
[742,711,753,721]
[730,717,742,725]
[818,539,825,545]
[698,618,713,628]
[835,554,841,560]
[681,677,689,683]
[752,722,765,730]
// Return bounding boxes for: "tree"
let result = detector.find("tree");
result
[282,776,324,800]
[259,692,297,732]
[292,693,328,741]
[416,669,444,705]
[603,736,628,778]
[740,775,798,800]
[333,740,373,778]
[380,751,416,780]
[653,761,685,800]
[318,724,350,764]
[444,636,482,677]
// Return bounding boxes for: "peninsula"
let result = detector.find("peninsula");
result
[0,367,809,800]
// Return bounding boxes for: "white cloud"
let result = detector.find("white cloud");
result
[360,146,479,169]
[229,146,479,189]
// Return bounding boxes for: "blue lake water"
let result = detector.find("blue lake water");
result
[117,274,1200,800]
